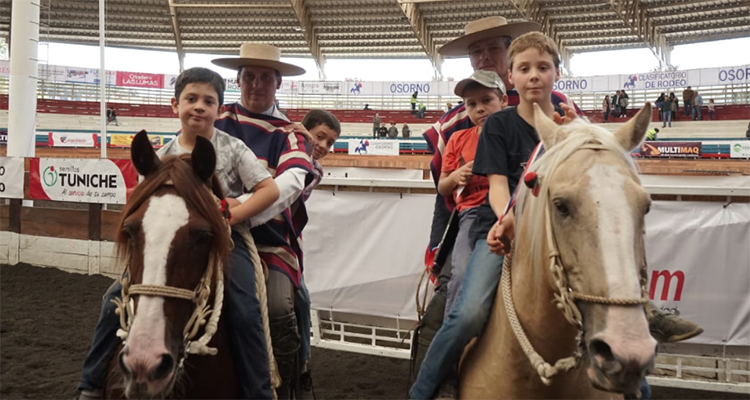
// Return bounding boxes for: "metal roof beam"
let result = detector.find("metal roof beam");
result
[290,0,324,79]
[609,0,672,70]
[167,0,185,72]
[508,0,572,76]
[397,0,442,80]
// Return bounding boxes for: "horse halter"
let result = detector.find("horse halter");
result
[111,182,231,364]
[502,141,649,386]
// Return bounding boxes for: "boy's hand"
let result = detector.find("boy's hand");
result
[553,102,579,125]
[284,123,314,151]
[487,212,515,256]
[452,160,474,186]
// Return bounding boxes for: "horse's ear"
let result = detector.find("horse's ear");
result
[613,102,652,151]
[131,130,161,177]
[533,103,565,149]
[191,135,216,183]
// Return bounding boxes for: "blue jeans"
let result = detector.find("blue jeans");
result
[444,208,477,319]
[662,110,671,127]
[692,106,702,120]
[79,229,272,399]
[295,276,312,363]
[410,239,504,400]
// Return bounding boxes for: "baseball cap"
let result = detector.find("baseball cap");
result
[454,70,506,97]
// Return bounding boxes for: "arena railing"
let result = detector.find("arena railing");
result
[1,77,748,113]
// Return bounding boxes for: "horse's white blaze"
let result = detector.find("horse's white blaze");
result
[587,164,655,361]
[126,194,190,358]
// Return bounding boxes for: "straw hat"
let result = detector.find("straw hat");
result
[212,43,306,76]
[454,70,506,97]
[438,16,541,57]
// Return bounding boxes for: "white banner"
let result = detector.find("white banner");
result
[730,140,750,158]
[29,158,138,204]
[48,132,97,148]
[347,139,400,156]
[305,193,750,346]
[0,157,25,199]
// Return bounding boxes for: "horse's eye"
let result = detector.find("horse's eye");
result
[554,201,569,217]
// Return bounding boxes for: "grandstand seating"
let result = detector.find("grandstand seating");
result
[582,104,749,123]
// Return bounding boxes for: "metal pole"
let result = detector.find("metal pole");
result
[99,0,107,158]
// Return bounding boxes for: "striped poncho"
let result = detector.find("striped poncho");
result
[215,102,313,288]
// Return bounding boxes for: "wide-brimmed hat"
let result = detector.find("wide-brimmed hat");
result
[212,43,306,76]
[439,16,541,57]
[454,70,506,97]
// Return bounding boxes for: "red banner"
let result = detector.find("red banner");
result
[116,71,164,89]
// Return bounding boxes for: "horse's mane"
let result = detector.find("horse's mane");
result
[116,154,231,274]
[515,119,639,271]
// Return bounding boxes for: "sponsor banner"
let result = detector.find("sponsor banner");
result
[0,157,25,199]
[639,141,702,157]
[0,130,7,145]
[116,71,164,89]
[48,132,97,148]
[29,158,138,204]
[299,81,344,95]
[225,77,240,92]
[347,139,400,156]
[730,141,750,158]
[0,60,9,77]
[163,74,178,90]
[39,64,67,81]
[109,134,163,148]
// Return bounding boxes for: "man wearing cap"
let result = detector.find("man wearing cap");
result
[212,43,314,399]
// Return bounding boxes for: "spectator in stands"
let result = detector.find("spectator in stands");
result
[655,93,666,121]
[746,121,750,138]
[647,127,659,140]
[683,86,694,116]
[363,103,371,110]
[693,91,704,121]
[211,43,316,398]
[708,99,715,120]
[619,90,629,118]
[417,102,427,118]
[670,92,678,121]
[378,122,388,139]
[411,91,419,114]
[388,122,399,139]
[372,112,381,139]
[402,123,411,138]
[661,93,676,128]
[106,107,119,126]
[602,94,611,122]
[612,90,622,119]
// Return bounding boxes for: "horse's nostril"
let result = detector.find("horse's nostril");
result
[589,338,615,366]
[148,353,175,382]
[119,351,133,379]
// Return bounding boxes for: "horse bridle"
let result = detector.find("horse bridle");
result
[111,184,230,367]
[502,142,649,386]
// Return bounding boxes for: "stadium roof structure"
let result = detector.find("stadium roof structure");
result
[0,0,748,78]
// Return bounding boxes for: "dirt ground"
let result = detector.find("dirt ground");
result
[0,263,745,400]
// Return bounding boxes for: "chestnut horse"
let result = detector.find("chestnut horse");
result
[459,104,657,399]
[104,131,238,398]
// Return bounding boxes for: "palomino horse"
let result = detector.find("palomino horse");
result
[459,104,657,399]
[104,131,238,398]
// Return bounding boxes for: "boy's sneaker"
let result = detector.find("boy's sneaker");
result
[299,370,316,400]
[435,377,458,400]
[648,309,704,343]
